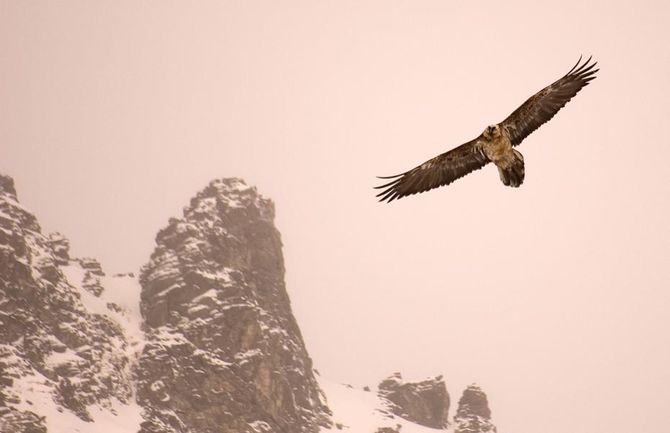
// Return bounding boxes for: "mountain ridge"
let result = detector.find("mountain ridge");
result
[0,174,497,433]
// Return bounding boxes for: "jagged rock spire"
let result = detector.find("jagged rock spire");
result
[454,384,497,433]
[378,372,450,429]
[137,178,331,433]
[0,175,17,199]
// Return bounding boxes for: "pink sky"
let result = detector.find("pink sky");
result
[2,2,670,433]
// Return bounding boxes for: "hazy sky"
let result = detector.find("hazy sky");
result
[2,1,670,433]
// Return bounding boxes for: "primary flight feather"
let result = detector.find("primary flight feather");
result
[375,56,598,202]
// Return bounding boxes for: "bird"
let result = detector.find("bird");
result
[375,56,598,202]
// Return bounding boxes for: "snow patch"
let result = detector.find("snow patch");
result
[319,378,452,433]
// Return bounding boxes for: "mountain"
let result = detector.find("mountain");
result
[135,178,330,433]
[0,174,498,433]
[321,376,495,433]
[377,372,450,429]
[0,174,143,433]
[454,385,497,433]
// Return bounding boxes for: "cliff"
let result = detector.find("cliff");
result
[377,372,450,429]
[0,174,142,433]
[454,384,497,433]
[136,178,331,433]
[0,174,498,433]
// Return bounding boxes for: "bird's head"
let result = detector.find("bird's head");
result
[483,124,500,140]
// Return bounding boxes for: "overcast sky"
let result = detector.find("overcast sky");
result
[2,2,670,433]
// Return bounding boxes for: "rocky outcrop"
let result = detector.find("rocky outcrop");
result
[0,173,501,433]
[0,174,136,432]
[136,178,331,433]
[378,372,450,429]
[454,384,497,433]
[375,427,401,433]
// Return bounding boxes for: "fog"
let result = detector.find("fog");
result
[2,2,669,433]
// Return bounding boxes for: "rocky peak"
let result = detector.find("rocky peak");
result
[0,175,40,236]
[378,372,450,429]
[0,175,17,200]
[77,258,105,277]
[0,174,139,433]
[0,173,502,433]
[137,177,331,433]
[47,233,70,265]
[454,384,497,433]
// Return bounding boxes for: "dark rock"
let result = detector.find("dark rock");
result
[75,258,106,296]
[376,426,402,433]
[378,372,450,429]
[454,384,497,433]
[137,178,331,433]
[0,173,501,433]
[0,410,47,433]
[48,233,70,265]
[0,175,17,199]
[0,176,133,430]
[78,258,105,277]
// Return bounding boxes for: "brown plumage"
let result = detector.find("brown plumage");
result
[375,56,598,203]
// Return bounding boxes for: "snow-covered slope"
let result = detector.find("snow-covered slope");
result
[0,174,498,433]
[0,174,145,433]
[39,271,146,433]
[320,378,453,433]
[320,377,497,433]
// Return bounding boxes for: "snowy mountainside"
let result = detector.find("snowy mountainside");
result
[320,375,496,433]
[0,174,144,433]
[0,174,498,433]
[320,378,452,433]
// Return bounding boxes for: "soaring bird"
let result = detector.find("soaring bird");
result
[375,57,598,202]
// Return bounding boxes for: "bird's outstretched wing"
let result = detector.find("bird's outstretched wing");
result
[375,138,489,202]
[502,56,598,147]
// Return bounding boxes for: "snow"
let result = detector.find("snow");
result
[61,265,108,317]
[61,265,144,356]
[235,348,262,361]
[100,273,145,356]
[10,368,144,433]
[54,263,147,433]
[248,420,272,432]
[195,268,233,284]
[44,348,84,368]
[2,188,455,433]
[191,288,218,303]
[145,251,182,284]
[319,378,453,433]
[192,349,231,368]
[0,194,32,215]
[187,304,209,315]
[153,283,180,298]
[192,197,217,214]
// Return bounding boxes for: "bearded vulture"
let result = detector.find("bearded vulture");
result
[375,56,598,202]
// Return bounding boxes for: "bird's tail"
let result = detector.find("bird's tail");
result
[498,150,525,188]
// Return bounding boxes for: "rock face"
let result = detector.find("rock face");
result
[136,178,331,433]
[0,173,500,433]
[378,372,450,429]
[0,174,139,433]
[454,384,497,433]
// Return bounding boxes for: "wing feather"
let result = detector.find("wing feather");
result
[375,138,490,202]
[502,56,598,146]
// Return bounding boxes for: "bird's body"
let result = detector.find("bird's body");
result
[375,57,598,202]
[477,124,525,187]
